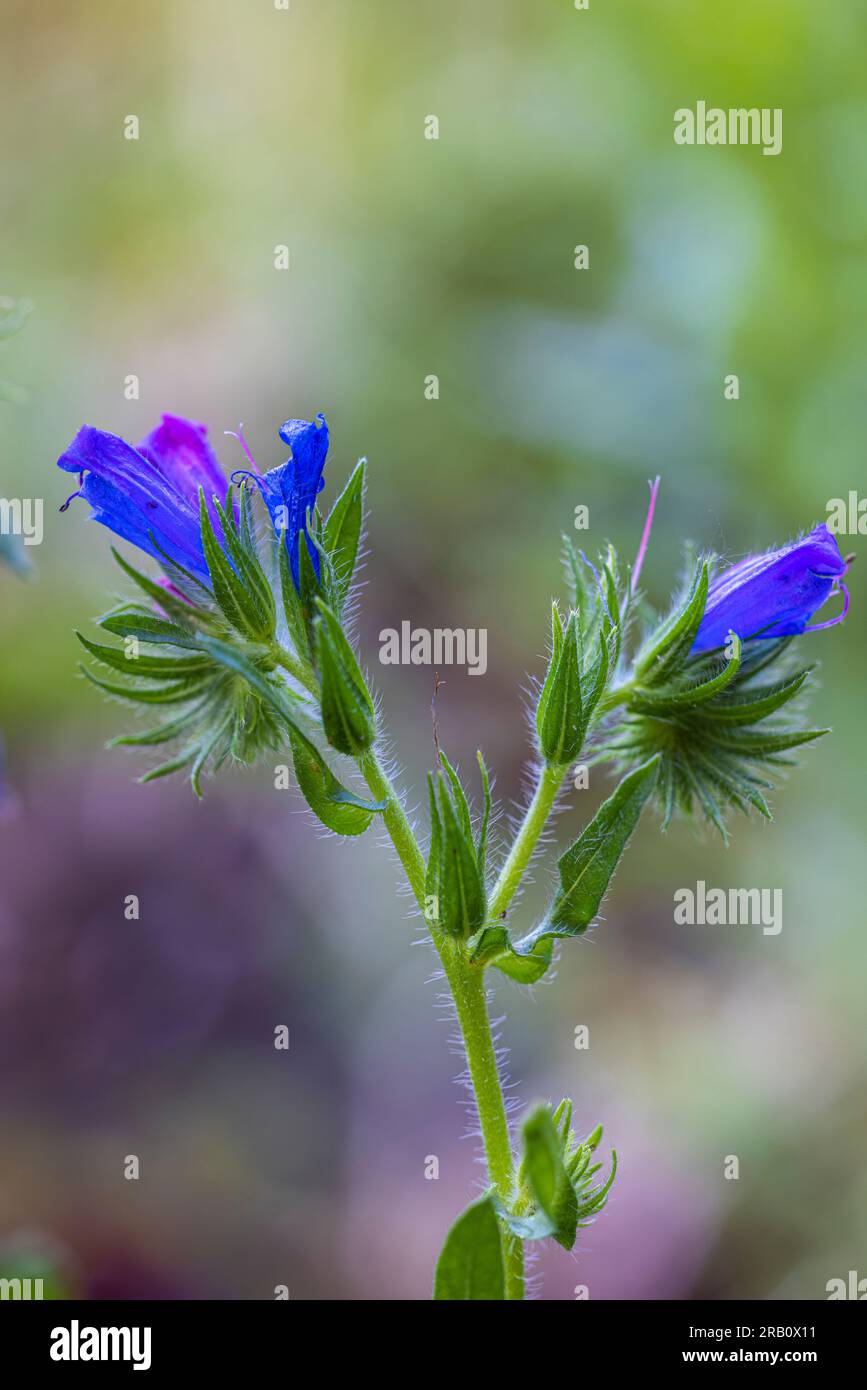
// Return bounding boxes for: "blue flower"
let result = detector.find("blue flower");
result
[231,414,329,590]
[58,415,229,582]
[692,523,849,652]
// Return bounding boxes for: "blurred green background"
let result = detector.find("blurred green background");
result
[0,0,865,1299]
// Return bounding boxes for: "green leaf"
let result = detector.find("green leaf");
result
[433,1193,505,1301]
[470,757,659,984]
[521,1107,579,1251]
[549,755,660,930]
[289,727,386,836]
[323,459,365,610]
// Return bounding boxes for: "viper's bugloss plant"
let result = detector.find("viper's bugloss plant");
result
[58,423,849,1299]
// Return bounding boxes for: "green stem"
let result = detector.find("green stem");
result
[358,745,525,1298]
[442,950,525,1299]
[357,748,427,904]
[488,761,565,921]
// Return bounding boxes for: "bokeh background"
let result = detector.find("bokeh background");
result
[1,0,865,1300]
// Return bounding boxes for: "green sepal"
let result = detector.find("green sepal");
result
[537,611,584,765]
[79,664,207,705]
[425,773,443,909]
[697,669,810,725]
[110,548,218,630]
[323,459,365,612]
[425,756,488,939]
[212,495,275,635]
[633,559,709,684]
[629,632,742,714]
[198,490,274,641]
[99,609,200,650]
[297,528,323,627]
[537,601,611,767]
[439,751,473,842]
[195,635,302,719]
[109,702,210,748]
[75,631,214,681]
[603,606,823,836]
[433,1193,505,1301]
[237,483,259,558]
[314,599,376,755]
[139,750,196,783]
[277,528,311,661]
[436,781,486,938]
[288,726,386,837]
[475,750,492,880]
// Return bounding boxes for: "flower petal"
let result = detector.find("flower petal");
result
[137,414,228,503]
[57,425,208,578]
[692,524,846,651]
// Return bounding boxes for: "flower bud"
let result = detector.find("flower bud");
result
[536,611,587,765]
[314,599,376,755]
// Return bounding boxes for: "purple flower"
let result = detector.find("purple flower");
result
[692,523,849,652]
[231,414,329,590]
[58,415,228,583]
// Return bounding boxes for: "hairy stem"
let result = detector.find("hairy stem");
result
[357,747,427,904]
[488,760,565,921]
[358,745,523,1298]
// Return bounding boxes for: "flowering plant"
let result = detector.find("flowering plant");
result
[59,413,848,1300]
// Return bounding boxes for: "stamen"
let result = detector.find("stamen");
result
[631,475,661,594]
[230,468,262,490]
[805,580,850,632]
[59,472,84,512]
[224,423,260,473]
